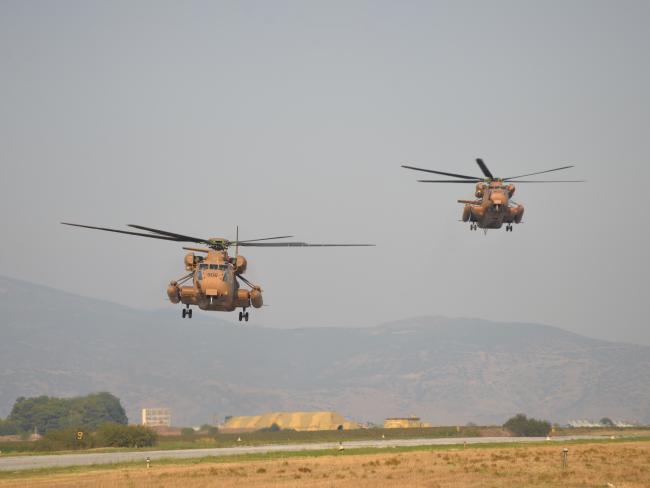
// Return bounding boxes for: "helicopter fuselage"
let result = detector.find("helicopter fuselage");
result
[166,249,263,313]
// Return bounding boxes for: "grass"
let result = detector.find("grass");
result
[3,425,646,456]
[0,426,486,455]
[1,438,649,487]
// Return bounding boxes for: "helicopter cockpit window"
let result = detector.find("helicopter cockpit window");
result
[199,263,208,270]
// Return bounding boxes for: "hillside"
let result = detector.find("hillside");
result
[1,275,648,426]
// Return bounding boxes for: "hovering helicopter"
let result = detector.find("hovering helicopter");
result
[402,158,583,231]
[61,223,374,321]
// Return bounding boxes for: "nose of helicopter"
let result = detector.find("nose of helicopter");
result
[200,275,229,296]
[490,191,507,206]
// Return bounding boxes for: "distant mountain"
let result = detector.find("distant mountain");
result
[1,275,648,426]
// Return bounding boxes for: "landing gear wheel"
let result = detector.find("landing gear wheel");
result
[188,309,192,318]
[244,312,249,322]
[182,309,186,318]
[238,311,243,322]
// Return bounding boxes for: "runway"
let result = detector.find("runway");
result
[0,435,604,471]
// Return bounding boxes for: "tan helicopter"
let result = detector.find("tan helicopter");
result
[402,158,583,231]
[62,223,373,321]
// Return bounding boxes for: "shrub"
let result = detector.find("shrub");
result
[503,414,551,437]
[96,423,157,447]
[181,427,195,436]
[34,428,94,451]
[259,423,281,432]
[200,424,218,435]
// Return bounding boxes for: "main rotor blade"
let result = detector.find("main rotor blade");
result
[503,165,574,181]
[61,222,185,241]
[235,235,294,244]
[238,242,375,247]
[417,179,480,183]
[475,158,494,179]
[505,180,585,183]
[183,246,210,253]
[128,224,208,243]
[401,164,480,180]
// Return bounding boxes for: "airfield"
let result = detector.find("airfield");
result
[0,434,610,471]
[1,437,649,487]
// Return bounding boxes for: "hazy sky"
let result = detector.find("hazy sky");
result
[1,1,649,343]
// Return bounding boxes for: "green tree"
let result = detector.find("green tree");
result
[600,417,615,426]
[8,396,69,433]
[69,392,128,429]
[7,393,128,433]
[0,418,20,435]
[503,413,551,437]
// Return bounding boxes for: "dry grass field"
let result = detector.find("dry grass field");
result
[1,441,649,487]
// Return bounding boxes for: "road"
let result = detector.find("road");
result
[0,435,606,471]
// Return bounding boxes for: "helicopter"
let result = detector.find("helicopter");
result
[402,158,583,231]
[61,223,374,321]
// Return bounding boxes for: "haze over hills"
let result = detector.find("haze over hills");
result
[1,274,648,426]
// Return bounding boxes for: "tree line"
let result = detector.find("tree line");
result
[0,392,157,450]
[0,392,128,435]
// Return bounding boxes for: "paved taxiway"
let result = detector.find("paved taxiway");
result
[0,435,606,471]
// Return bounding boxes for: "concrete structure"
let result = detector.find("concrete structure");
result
[141,408,171,427]
[384,416,430,429]
[221,411,359,433]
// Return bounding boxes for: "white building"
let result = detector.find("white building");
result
[141,408,171,427]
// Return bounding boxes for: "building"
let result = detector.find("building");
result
[141,408,171,427]
[384,416,430,429]
[221,411,359,433]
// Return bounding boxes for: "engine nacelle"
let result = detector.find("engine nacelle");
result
[234,288,250,308]
[234,255,247,274]
[475,183,486,198]
[167,282,181,304]
[472,206,486,218]
[506,204,524,223]
[251,288,263,308]
[184,252,203,271]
